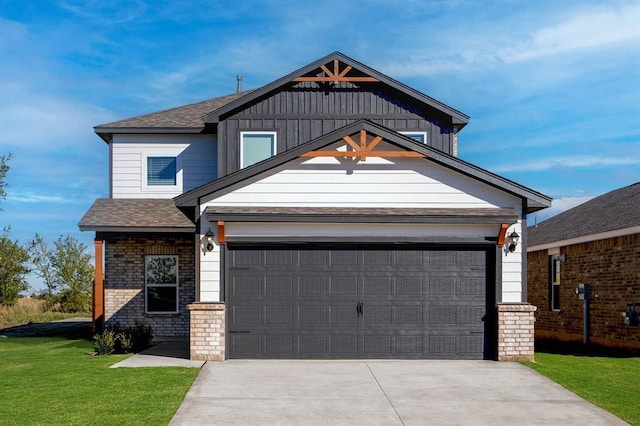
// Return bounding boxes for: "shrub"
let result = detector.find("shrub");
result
[93,330,116,355]
[93,322,154,355]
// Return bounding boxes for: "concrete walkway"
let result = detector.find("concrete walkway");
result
[110,341,204,368]
[170,360,627,425]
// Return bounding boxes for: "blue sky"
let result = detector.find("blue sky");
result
[1,1,639,290]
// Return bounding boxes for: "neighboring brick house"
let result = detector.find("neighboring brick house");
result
[80,51,551,361]
[527,182,640,350]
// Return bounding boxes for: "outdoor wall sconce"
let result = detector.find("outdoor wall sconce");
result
[507,230,520,253]
[204,229,215,252]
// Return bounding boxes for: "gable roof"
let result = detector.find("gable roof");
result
[203,51,470,127]
[528,182,640,249]
[93,91,252,142]
[79,198,195,232]
[174,119,550,213]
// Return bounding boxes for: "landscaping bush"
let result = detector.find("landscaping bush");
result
[93,329,116,355]
[93,323,153,355]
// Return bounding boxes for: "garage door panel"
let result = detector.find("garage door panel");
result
[298,276,329,296]
[227,246,492,359]
[298,305,328,325]
[330,305,359,325]
[363,276,393,296]
[329,276,358,296]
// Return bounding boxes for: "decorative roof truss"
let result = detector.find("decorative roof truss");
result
[301,130,425,162]
[293,59,379,85]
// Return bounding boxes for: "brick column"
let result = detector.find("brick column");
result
[187,302,226,361]
[497,303,537,361]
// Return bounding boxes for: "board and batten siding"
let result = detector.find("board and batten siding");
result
[197,149,525,303]
[111,134,217,198]
[217,82,454,176]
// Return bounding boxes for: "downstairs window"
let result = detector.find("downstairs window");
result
[145,255,179,314]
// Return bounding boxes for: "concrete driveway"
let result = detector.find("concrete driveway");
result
[170,360,626,425]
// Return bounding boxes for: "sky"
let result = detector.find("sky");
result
[1,0,639,290]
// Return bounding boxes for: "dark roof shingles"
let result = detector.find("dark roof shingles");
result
[94,91,252,129]
[528,182,640,246]
[79,199,194,230]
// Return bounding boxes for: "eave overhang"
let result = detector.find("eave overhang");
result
[207,206,518,224]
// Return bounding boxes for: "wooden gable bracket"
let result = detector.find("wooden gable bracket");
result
[301,129,425,162]
[292,59,379,85]
[217,221,226,245]
[497,223,510,246]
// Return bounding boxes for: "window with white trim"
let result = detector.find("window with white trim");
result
[145,255,179,314]
[550,255,561,311]
[240,132,276,168]
[399,131,428,144]
[147,156,176,186]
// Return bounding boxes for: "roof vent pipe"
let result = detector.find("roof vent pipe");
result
[236,74,243,93]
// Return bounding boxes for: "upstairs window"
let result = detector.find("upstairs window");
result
[241,132,276,168]
[550,255,561,311]
[400,131,428,144]
[147,156,176,185]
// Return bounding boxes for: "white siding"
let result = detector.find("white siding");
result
[204,143,514,209]
[111,134,216,198]
[198,146,526,303]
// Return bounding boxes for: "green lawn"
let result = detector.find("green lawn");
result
[524,352,640,425]
[0,337,200,425]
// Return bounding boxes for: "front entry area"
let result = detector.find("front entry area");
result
[226,245,495,359]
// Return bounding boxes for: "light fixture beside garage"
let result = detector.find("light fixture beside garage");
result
[507,230,520,253]
[204,228,215,252]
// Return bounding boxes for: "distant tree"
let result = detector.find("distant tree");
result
[28,234,57,309]
[28,235,94,312]
[0,153,11,210]
[0,227,30,306]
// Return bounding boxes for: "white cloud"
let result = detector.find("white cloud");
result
[57,0,148,25]
[530,196,594,223]
[493,155,640,173]
[0,89,117,151]
[9,193,71,204]
[501,3,640,62]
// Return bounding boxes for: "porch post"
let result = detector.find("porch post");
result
[92,238,105,334]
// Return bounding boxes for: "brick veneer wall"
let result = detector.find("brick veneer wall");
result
[103,234,195,337]
[528,233,640,350]
[497,303,536,361]
[188,302,225,361]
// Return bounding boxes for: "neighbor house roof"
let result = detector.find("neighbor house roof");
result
[79,199,195,232]
[93,91,252,142]
[175,119,551,213]
[528,182,640,250]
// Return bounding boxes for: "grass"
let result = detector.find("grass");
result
[0,337,200,425]
[0,298,90,330]
[524,352,640,425]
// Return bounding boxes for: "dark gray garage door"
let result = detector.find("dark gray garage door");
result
[226,245,494,359]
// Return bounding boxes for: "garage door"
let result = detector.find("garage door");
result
[226,245,494,359]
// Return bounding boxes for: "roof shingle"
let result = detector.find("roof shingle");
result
[528,182,640,247]
[79,199,195,232]
[94,91,252,130]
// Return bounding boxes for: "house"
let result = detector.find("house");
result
[527,182,640,350]
[79,52,551,361]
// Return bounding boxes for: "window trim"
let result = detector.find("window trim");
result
[240,131,277,168]
[399,131,428,144]
[549,255,561,311]
[145,255,179,314]
[142,154,182,193]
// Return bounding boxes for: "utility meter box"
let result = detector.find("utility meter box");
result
[576,283,590,300]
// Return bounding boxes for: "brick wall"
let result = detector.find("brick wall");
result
[497,303,536,361]
[188,302,225,361]
[528,233,640,350]
[104,234,195,337]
